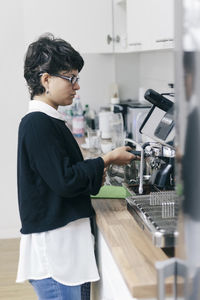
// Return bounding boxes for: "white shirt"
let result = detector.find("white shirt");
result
[16,100,100,285]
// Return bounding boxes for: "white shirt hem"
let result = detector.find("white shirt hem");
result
[16,275,100,286]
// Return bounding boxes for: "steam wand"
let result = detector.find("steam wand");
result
[124,139,158,195]
[139,142,150,194]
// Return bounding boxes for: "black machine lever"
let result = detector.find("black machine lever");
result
[128,142,151,157]
[144,89,173,112]
[129,150,141,156]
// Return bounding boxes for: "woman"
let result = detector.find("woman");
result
[16,33,135,300]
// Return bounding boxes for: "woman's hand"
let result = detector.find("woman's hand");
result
[102,146,138,167]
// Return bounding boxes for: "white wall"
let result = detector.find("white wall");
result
[113,50,174,103]
[79,54,115,111]
[0,1,28,238]
[139,50,174,94]
[115,52,140,101]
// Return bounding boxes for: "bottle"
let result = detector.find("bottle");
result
[110,92,120,112]
[72,94,84,137]
[84,104,90,131]
[84,104,96,131]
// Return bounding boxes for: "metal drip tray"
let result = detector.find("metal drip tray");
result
[125,192,179,248]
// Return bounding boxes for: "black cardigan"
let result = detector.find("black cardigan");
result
[17,112,104,234]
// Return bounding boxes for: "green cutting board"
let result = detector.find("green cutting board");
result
[91,185,131,199]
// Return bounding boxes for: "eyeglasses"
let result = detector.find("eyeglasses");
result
[39,73,79,85]
[51,73,80,85]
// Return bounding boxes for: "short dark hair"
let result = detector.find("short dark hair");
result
[24,33,84,99]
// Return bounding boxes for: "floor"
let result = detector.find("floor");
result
[0,238,36,300]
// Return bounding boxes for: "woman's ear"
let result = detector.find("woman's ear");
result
[40,73,50,93]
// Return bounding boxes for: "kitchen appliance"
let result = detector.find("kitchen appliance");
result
[113,100,151,145]
[115,90,177,249]
[124,140,177,248]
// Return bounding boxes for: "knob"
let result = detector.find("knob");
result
[115,35,120,43]
[107,34,113,44]
[107,35,121,44]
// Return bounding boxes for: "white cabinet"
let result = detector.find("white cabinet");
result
[22,0,114,53]
[92,230,156,300]
[92,230,138,300]
[22,0,174,54]
[126,0,174,51]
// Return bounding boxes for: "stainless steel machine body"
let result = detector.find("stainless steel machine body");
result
[108,89,178,248]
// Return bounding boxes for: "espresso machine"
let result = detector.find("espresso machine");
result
[109,89,178,249]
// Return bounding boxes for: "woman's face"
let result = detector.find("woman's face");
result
[40,69,80,109]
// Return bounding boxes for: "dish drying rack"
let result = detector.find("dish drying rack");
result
[126,190,179,248]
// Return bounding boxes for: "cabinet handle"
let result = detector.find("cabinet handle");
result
[107,34,121,44]
[107,34,113,45]
[156,38,174,43]
[129,42,142,46]
[156,39,169,43]
[115,35,120,43]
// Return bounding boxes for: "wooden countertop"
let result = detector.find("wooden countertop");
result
[92,198,173,299]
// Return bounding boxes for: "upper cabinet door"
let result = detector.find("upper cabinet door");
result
[126,0,174,52]
[126,0,153,51]
[22,0,113,54]
[112,0,128,53]
[150,0,174,49]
